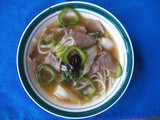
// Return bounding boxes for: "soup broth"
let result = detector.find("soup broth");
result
[29,8,122,105]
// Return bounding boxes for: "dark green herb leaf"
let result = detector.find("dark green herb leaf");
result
[61,71,70,82]
[61,65,84,83]
[88,32,99,38]
[71,72,79,82]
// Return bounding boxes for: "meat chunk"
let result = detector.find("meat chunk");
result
[98,52,117,72]
[29,46,44,63]
[90,62,100,75]
[84,20,105,36]
[68,29,97,48]
[44,52,61,72]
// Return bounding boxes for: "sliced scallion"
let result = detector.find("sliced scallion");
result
[58,7,80,26]
[37,64,57,85]
[109,61,123,78]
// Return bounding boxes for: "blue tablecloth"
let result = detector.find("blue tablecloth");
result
[0,0,160,119]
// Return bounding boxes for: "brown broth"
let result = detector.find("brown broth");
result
[30,17,119,105]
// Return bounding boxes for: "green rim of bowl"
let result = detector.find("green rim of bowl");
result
[17,1,134,119]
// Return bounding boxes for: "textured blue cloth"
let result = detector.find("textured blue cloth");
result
[0,0,160,119]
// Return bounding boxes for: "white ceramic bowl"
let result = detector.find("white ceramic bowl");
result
[17,1,134,119]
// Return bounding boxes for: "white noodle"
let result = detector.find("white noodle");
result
[93,79,106,94]
[63,39,74,46]
[90,69,108,94]
[60,37,67,45]
[40,43,53,49]
[37,32,54,55]
[75,81,89,90]
[90,74,99,79]
[102,69,106,83]
[97,72,103,81]
[60,36,73,45]
[37,39,50,55]
[63,40,71,46]
[76,83,89,90]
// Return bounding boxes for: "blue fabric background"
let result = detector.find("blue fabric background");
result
[0,0,160,119]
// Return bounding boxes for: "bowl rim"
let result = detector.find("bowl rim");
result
[16,1,134,119]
